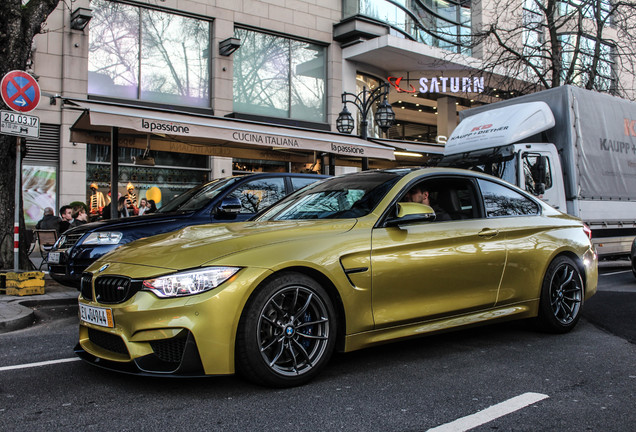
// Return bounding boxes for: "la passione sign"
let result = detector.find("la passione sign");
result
[96,112,392,159]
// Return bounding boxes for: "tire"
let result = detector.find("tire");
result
[236,272,337,387]
[631,256,636,279]
[536,256,584,333]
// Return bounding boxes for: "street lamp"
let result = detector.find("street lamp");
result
[336,81,395,170]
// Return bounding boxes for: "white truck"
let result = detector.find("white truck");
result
[441,85,636,260]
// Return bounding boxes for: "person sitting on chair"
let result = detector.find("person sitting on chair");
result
[35,207,60,232]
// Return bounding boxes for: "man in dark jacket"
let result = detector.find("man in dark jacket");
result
[35,207,60,232]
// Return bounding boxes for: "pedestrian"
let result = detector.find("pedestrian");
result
[58,205,74,233]
[118,196,131,218]
[146,199,157,214]
[138,198,148,215]
[71,205,89,227]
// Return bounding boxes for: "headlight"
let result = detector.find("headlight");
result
[82,232,123,245]
[142,267,240,298]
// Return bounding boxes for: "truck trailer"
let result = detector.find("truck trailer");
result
[441,85,636,259]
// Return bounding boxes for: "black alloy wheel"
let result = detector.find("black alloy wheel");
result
[536,256,584,333]
[236,272,337,387]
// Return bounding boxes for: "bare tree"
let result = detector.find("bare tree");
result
[448,0,636,99]
[0,0,61,269]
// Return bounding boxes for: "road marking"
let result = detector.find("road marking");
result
[601,270,631,276]
[427,392,549,432]
[0,357,81,372]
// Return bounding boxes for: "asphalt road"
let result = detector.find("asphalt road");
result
[1,265,634,431]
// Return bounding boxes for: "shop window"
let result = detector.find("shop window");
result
[86,144,209,209]
[88,0,210,107]
[233,28,326,123]
[227,177,286,214]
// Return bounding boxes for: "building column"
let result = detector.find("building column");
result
[436,96,458,142]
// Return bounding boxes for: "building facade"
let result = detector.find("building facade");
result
[22,0,630,225]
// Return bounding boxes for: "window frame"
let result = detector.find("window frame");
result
[232,26,328,123]
[477,178,541,218]
[88,0,213,109]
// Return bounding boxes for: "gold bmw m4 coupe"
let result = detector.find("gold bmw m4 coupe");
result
[76,168,597,387]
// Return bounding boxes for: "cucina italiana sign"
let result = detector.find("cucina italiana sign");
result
[232,131,300,148]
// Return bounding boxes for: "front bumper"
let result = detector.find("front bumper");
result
[76,266,271,376]
[75,329,206,376]
[49,244,119,288]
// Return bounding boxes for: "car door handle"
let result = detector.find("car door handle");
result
[478,228,499,238]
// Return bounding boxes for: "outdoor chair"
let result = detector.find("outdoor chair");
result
[34,229,58,270]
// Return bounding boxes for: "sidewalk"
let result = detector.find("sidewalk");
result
[0,272,78,333]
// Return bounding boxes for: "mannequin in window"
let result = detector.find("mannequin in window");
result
[126,182,139,215]
[89,183,107,216]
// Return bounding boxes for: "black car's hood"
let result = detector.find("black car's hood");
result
[61,212,193,236]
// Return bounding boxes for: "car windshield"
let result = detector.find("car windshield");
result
[158,177,242,213]
[255,171,405,221]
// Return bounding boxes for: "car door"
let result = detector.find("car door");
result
[370,176,507,328]
[475,177,545,306]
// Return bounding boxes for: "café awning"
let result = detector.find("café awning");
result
[65,99,395,161]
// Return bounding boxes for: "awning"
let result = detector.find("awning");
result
[371,138,444,165]
[65,99,395,161]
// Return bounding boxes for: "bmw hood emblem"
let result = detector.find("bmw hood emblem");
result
[98,263,110,273]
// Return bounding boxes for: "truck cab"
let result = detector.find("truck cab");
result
[441,101,567,210]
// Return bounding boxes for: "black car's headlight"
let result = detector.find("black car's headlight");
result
[142,267,240,298]
[82,232,123,245]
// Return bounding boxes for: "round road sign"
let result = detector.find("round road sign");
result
[1,70,41,113]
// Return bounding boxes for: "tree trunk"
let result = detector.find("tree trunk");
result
[0,0,61,269]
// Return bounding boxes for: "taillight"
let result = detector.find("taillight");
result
[583,224,592,240]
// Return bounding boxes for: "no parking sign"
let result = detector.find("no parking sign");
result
[1,70,42,270]
[1,70,41,113]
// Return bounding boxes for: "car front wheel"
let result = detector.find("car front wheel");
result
[236,272,337,387]
[536,256,584,333]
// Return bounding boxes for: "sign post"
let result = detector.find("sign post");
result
[1,70,41,271]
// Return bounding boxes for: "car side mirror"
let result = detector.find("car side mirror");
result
[214,197,241,220]
[384,202,436,227]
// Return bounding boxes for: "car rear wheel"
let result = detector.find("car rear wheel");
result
[536,256,584,333]
[236,272,336,387]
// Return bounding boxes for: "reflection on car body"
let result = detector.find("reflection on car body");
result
[48,172,326,287]
[76,168,597,387]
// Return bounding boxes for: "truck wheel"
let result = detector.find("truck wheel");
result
[236,272,336,387]
[536,256,584,333]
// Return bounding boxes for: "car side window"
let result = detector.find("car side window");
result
[403,178,477,221]
[477,179,540,217]
[291,177,321,191]
[228,177,286,214]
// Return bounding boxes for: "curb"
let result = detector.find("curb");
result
[0,284,79,334]
[0,303,36,333]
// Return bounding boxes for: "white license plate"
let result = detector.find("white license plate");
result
[48,252,60,264]
[79,304,114,328]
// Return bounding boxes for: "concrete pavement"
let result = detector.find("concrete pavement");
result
[0,273,78,333]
